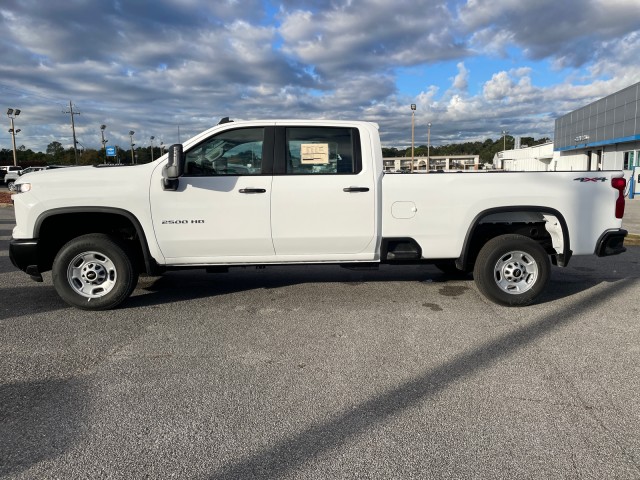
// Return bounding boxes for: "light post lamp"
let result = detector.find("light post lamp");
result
[410,104,416,173]
[100,124,108,164]
[150,135,155,162]
[129,130,135,164]
[427,122,432,172]
[7,108,21,166]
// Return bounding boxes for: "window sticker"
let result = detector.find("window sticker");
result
[301,143,329,164]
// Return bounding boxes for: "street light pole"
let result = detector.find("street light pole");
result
[129,131,135,164]
[427,122,432,172]
[7,108,21,166]
[100,124,108,164]
[411,104,416,173]
[150,135,155,162]
[502,130,509,153]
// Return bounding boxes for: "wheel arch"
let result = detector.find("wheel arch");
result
[457,206,572,272]
[34,207,158,274]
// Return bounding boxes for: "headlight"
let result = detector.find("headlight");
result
[15,183,31,193]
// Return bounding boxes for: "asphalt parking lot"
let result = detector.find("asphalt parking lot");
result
[1,204,639,479]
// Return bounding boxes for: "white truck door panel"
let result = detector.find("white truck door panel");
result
[271,175,375,255]
[270,125,376,258]
[149,126,275,261]
[150,176,274,260]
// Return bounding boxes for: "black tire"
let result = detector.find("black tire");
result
[473,234,550,307]
[52,233,139,310]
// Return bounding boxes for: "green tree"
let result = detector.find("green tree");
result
[0,148,11,164]
[78,149,100,165]
[382,147,400,157]
[46,141,65,163]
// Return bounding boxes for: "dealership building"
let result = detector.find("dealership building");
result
[495,81,640,174]
[555,81,640,171]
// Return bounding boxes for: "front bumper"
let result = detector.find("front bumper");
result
[9,238,44,281]
[595,229,627,257]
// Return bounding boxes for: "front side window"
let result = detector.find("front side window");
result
[184,127,264,176]
[285,127,360,174]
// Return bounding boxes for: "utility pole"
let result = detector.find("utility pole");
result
[64,101,80,164]
[410,104,416,173]
[427,122,432,172]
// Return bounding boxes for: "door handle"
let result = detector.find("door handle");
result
[343,187,369,192]
[239,188,267,194]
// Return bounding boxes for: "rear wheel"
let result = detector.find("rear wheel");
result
[473,234,550,306]
[52,233,139,310]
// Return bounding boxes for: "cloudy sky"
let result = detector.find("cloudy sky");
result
[1,0,639,153]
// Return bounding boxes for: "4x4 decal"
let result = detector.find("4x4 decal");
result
[574,177,606,182]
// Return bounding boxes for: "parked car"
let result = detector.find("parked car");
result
[0,165,22,182]
[5,165,68,191]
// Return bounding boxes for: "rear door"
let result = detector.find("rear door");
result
[270,125,376,259]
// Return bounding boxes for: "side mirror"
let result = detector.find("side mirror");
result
[163,144,184,190]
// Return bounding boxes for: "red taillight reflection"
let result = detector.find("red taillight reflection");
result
[612,177,626,219]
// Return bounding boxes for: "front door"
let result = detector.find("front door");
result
[150,127,275,262]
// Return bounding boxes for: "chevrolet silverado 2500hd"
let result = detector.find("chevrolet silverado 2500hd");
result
[9,120,627,310]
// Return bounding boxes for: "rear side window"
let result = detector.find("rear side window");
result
[285,127,361,174]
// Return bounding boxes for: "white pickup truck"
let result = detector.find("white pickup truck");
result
[9,119,628,310]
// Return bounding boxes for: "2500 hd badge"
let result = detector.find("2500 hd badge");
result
[161,219,205,224]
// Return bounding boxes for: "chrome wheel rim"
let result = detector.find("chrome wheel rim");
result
[67,251,117,298]
[493,250,538,295]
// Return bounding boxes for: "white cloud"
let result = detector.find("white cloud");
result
[460,0,640,67]
[482,68,536,105]
[452,62,469,91]
[279,0,468,78]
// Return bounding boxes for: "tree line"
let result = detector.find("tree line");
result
[382,136,551,164]
[0,141,164,167]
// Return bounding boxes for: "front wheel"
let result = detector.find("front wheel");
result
[473,234,550,307]
[52,234,139,310]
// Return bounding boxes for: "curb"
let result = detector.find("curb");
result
[626,233,640,246]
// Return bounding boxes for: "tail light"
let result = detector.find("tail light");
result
[611,177,626,219]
